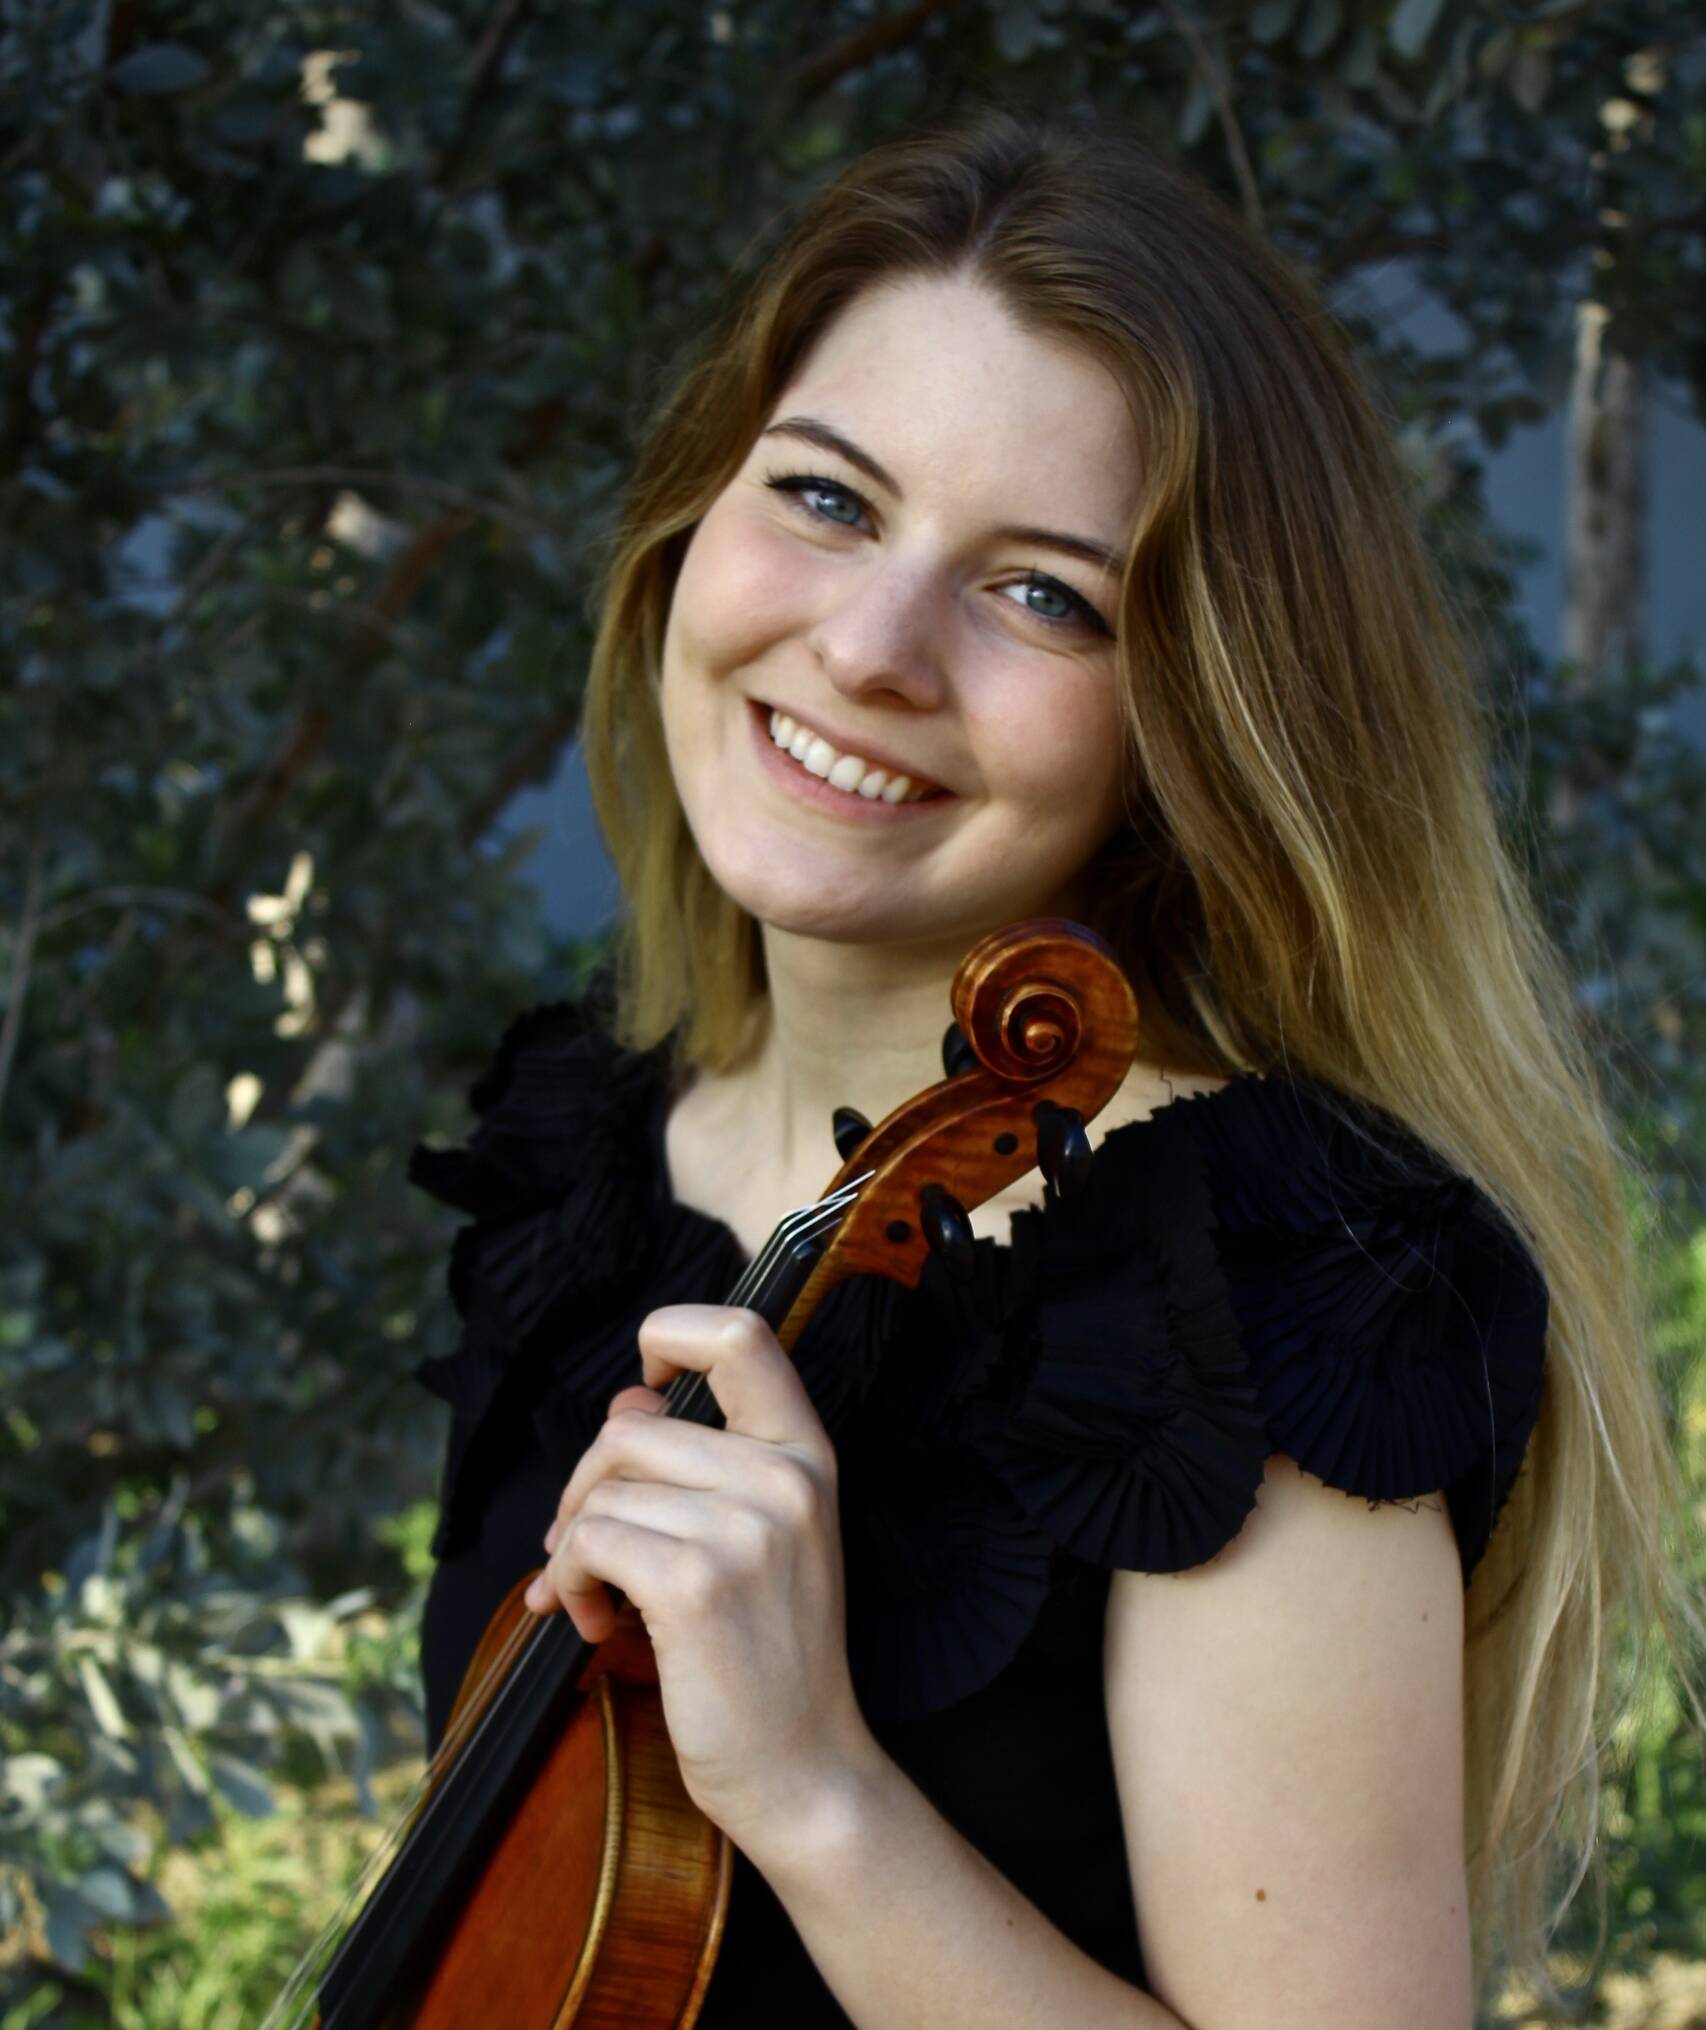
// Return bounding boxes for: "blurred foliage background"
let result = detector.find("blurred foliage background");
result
[2,1,1704,2023]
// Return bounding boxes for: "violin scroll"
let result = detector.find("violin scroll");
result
[777,917,1139,1349]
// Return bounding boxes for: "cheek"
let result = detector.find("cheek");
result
[979,676,1126,829]
[669,501,817,676]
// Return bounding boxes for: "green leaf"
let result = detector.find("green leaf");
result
[1388,0,1446,61]
[42,1889,93,1973]
[77,1655,132,1740]
[109,43,212,94]
[209,1751,275,1818]
[1298,0,1343,58]
[75,1864,139,1921]
[1178,74,1216,147]
[169,1062,226,1145]
[991,0,1047,62]
[1,1753,64,1811]
[1249,0,1297,42]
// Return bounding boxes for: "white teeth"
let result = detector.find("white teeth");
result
[766,707,938,803]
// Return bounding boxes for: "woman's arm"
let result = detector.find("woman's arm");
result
[743,1734,1191,2028]
[745,1454,1472,2030]
[1104,1451,1473,2029]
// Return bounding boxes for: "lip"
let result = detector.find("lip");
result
[746,699,958,822]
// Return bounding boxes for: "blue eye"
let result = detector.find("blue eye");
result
[760,468,1114,640]
[1012,579,1077,625]
[764,471,869,529]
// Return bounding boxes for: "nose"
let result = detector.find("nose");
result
[805,556,950,713]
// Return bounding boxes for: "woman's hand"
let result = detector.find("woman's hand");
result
[523,1302,880,1860]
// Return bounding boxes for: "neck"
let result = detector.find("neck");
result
[741,921,978,1186]
[739,869,1117,1180]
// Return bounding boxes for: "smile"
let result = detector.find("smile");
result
[764,708,945,803]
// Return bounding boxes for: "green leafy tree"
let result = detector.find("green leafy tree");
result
[2,2,1702,2018]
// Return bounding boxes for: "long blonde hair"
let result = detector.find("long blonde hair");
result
[578,104,1705,2011]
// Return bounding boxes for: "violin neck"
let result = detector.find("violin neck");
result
[661,1214,835,1428]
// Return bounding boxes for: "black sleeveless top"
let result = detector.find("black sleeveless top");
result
[408,985,1549,2020]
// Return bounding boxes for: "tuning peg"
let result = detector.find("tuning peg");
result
[940,1021,978,1079]
[919,1181,977,1282]
[832,1105,872,1161]
[1033,1100,1093,1199]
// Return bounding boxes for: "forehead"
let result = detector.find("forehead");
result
[771,274,1143,536]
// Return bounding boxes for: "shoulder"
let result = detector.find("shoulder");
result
[408,971,660,1225]
[958,1069,1549,1591]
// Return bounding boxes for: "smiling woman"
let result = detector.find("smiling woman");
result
[654,272,1140,965]
[406,102,1705,2030]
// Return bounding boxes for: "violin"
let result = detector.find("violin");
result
[260,916,1139,2029]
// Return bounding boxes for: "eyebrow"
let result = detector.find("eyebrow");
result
[759,415,1126,578]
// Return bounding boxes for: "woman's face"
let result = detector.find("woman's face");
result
[659,272,1142,949]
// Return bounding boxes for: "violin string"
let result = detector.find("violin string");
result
[263,1177,868,2025]
[662,1170,869,1428]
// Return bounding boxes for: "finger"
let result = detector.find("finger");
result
[551,1407,736,1543]
[545,1473,728,1558]
[567,1477,743,1547]
[542,1390,678,1555]
[636,1304,828,1452]
[525,1512,699,1643]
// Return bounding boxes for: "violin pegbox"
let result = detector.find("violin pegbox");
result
[775,918,1140,1349]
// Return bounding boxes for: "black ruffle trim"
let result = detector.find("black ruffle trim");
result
[956,1102,1272,1574]
[1175,1077,1550,1580]
[409,994,1549,1714]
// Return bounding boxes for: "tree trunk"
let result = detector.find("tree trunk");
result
[1563,297,1647,682]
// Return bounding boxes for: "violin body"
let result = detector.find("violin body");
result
[381,1580,730,2028]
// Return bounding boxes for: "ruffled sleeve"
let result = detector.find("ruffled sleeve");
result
[406,980,682,1555]
[1181,1077,1550,1583]
[844,1073,1549,1722]
[962,1075,1547,1585]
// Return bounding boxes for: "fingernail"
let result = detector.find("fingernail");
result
[525,1577,547,1611]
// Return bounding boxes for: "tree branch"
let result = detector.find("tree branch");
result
[430,0,541,195]
[36,886,242,938]
[203,509,474,891]
[790,0,963,105]
[1159,0,1264,234]
[0,837,46,1133]
[153,464,567,542]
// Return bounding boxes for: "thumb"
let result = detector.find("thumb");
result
[608,1383,668,1418]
